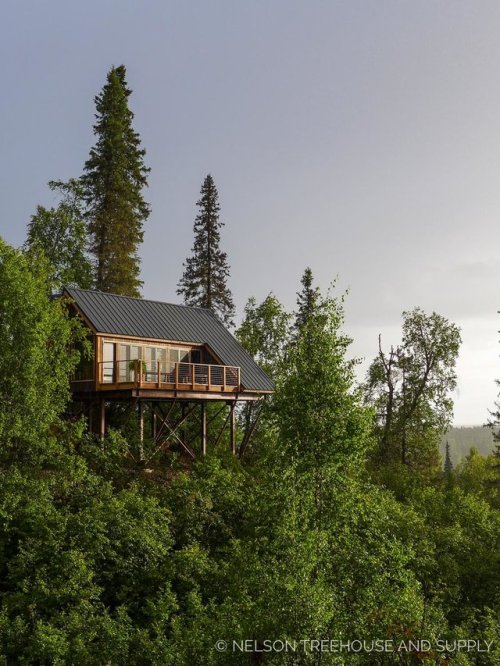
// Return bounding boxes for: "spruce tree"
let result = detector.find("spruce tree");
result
[444,440,453,477]
[294,267,321,333]
[177,174,235,326]
[82,65,150,297]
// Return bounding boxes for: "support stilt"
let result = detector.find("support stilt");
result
[139,401,144,461]
[180,402,186,449]
[81,394,261,460]
[239,398,265,458]
[99,398,105,442]
[152,402,157,440]
[229,402,236,455]
[201,402,207,456]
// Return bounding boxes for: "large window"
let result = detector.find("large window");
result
[104,341,193,384]
[142,346,168,382]
[118,343,140,382]
[102,342,115,383]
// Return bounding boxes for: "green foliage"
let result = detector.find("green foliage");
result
[236,293,291,380]
[294,266,321,335]
[366,308,461,474]
[0,466,177,664]
[444,440,454,479]
[177,175,235,326]
[406,483,499,628]
[275,290,371,475]
[239,291,428,663]
[24,179,92,291]
[0,241,496,664]
[83,65,150,297]
[455,448,500,508]
[0,238,86,464]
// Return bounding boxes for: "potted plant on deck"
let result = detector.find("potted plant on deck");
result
[128,359,148,382]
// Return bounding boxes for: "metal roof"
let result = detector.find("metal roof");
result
[64,288,273,393]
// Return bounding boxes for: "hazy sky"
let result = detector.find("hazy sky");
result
[1,1,500,425]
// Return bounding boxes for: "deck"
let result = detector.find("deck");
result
[73,360,241,395]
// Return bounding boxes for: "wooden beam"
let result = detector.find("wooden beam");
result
[146,403,197,462]
[99,398,105,442]
[229,402,236,455]
[239,398,264,458]
[152,402,157,440]
[139,401,144,462]
[201,402,207,456]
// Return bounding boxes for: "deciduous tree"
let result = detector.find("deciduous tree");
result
[24,179,92,291]
[236,293,291,379]
[0,238,85,464]
[366,308,461,473]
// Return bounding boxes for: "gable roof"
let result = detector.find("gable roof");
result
[64,288,273,393]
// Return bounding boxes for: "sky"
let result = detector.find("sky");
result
[1,0,500,425]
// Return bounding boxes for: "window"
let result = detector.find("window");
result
[118,344,140,382]
[102,342,115,383]
[105,341,197,384]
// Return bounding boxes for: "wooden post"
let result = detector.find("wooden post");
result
[151,402,158,441]
[99,398,105,442]
[229,402,236,455]
[180,402,186,445]
[139,401,144,462]
[201,402,207,456]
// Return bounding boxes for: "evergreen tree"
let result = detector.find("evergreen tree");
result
[444,440,453,476]
[294,266,320,333]
[82,65,150,297]
[177,175,235,326]
[444,440,454,489]
[24,179,92,291]
[487,379,500,476]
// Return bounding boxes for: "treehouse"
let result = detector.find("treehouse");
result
[64,288,273,458]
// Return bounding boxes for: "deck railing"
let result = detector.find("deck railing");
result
[99,360,240,392]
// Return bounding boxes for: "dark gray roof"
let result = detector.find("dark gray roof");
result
[64,288,273,393]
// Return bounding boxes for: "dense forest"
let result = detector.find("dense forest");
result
[0,65,498,664]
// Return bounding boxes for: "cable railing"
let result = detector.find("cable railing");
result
[99,360,240,391]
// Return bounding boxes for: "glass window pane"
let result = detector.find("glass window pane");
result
[102,342,114,383]
[118,344,132,382]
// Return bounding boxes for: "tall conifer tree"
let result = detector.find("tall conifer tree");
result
[294,267,321,333]
[82,65,150,297]
[444,440,453,477]
[177,174,235,326]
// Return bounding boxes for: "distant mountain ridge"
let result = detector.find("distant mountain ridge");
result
[441,426,496,465]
